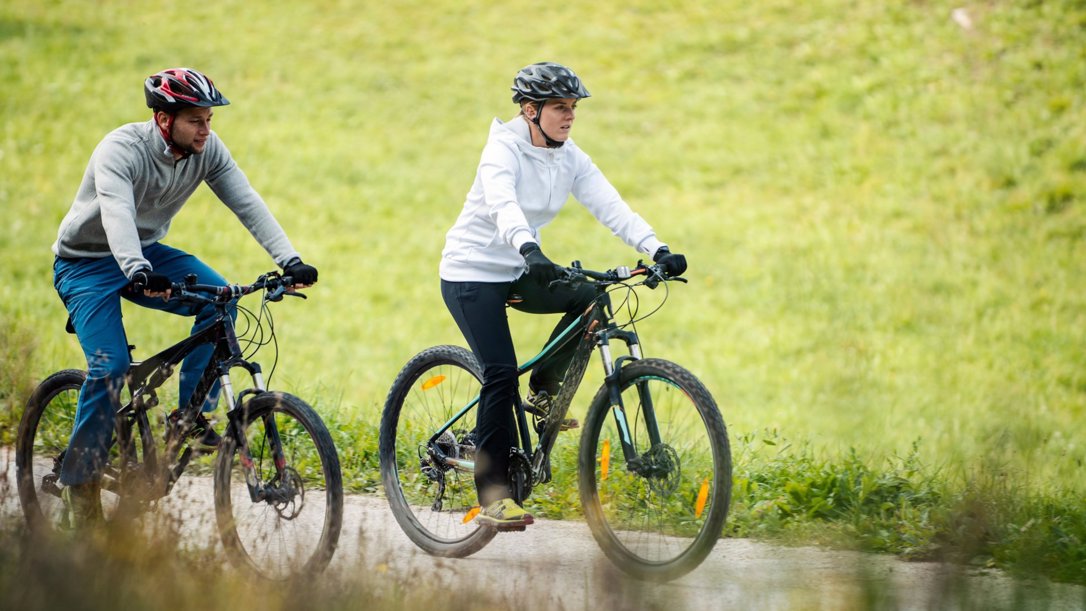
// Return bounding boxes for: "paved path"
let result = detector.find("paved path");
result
[2,448,1082,610]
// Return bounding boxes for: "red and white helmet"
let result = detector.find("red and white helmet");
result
[144,68,229,112]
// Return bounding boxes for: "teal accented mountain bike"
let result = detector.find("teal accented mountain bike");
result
[16,272,343,579]
[379,260,731,582]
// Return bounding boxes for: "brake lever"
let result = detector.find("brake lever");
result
[170,288,203,304]
[265,285,288,302]
[548,268,582,290]
[547,278,575,290]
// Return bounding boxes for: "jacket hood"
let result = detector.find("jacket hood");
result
[489,116,573,160]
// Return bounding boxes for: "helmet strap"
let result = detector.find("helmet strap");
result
[155,111,192,160]
[530,101,564,148]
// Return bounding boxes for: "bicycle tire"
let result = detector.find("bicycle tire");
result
[214,391,343,579]
[379,345,496,557]
[578,358,732,581]
[16,369,156,533]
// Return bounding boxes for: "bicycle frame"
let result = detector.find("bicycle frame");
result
[425,281,660,489]
[111,287,276,502]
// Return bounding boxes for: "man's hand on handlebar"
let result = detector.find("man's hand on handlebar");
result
[130,268,173,300]
[283,258,318,290]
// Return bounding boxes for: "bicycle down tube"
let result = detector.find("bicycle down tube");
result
[424,291,653,477]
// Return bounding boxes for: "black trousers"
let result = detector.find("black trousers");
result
[441,274,595,506]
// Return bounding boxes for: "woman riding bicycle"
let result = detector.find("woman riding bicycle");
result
[51,67,317,529]
[438,62,688,529]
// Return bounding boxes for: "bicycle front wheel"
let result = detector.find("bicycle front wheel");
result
[214,391,343,579]
[379,345,496,557]
[579,358,732,582]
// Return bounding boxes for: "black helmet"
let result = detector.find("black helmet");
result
[511,62,590,104]
[144,68,230,113]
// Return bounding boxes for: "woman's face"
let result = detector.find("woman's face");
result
[527,98,578,145]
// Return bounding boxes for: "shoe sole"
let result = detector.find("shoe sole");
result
[476,515,535,531]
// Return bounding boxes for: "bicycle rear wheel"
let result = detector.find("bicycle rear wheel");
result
[579,358,731,582]
[214,391,343,579]
[16,369,155,533]
[379,345,496,557]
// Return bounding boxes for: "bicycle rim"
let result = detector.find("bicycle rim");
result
[214,392,343,579]
[379,345,495,556]
[580,358,731,581]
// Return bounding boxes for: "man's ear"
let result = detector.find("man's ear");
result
[154,110,171,129]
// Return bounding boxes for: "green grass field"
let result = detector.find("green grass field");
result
[2,0,1084,585]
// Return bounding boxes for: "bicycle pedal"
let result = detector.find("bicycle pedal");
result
[189,443,217,456]
[495,524,528,532]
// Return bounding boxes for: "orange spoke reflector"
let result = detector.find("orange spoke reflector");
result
[600,439,611,481]
[695,477,710,519]
[421,375,447,391]
[463,506,481,523]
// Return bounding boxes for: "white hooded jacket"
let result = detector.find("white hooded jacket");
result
[439,116,665,282]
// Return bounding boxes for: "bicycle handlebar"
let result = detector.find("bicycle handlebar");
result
[170,272,305,306]
[554,260,687,289]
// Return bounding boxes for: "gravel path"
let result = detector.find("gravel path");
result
[3,448,1082,610]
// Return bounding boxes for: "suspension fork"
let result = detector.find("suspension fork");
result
[223,360,282,502]
[599,326,663,464]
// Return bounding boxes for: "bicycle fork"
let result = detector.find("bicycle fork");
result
[596,327,663,473]
[220,361,287,504]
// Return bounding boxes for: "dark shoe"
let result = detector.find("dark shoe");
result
[169,410,221,448]
[61,481,103,531]
[527,390,579,431]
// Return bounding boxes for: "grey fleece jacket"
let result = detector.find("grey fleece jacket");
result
[52,119,300,279]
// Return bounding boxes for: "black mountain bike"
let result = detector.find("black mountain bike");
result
[16,272,343,579]
[379,261,731,582]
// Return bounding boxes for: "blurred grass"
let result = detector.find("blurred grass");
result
[1,0,1085,585]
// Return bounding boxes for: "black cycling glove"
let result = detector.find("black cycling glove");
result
[653,246,688,277]
[284,258,318,285]
[130,268,172,293]
[520,243,562,285]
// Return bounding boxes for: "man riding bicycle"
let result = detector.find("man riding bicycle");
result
[438,62,688,529]
[51,67,318,529]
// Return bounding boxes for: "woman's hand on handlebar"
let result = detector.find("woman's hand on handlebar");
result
[652,247,688,277]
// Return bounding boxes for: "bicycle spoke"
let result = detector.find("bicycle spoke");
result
[215,393,342,579]
[380,346,496,557]
[581,359,731,581]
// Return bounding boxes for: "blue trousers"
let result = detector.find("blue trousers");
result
[53,243,233,485]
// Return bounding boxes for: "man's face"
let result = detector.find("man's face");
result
[158,106,213,155]
[529,98,578,143]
